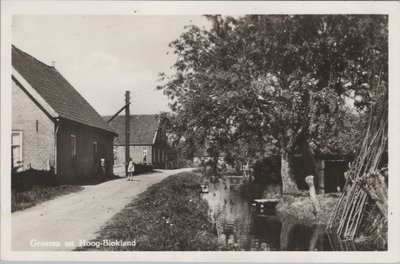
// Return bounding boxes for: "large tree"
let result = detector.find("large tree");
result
[158,15,387,194]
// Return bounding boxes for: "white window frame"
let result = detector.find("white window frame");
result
[11,131,23,167]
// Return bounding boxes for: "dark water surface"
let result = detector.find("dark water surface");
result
[202,177,382,251]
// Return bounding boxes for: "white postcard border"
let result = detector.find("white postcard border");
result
[1,1,399,262]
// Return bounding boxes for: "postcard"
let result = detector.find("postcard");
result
[1,1,399,262]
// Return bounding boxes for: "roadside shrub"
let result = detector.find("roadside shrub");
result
[12,185,83,212]
[11,168,84,212]
[12,169,56,192]
[134,164,153,174]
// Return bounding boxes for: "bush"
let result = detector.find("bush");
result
[239,157,282,201]
[134,164,154,174]
[12,185,83,212]
[253,157,281,186]
[221,166,242,176]
[240,180,265,201]
[203,165,219,178]
[12,169,56,192]
[261,184,282,199]
[191,167,204,174]
[276,193,339,225]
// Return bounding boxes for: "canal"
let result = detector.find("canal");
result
[202,176,384,251]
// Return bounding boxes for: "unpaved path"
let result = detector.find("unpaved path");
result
[12,168,193,251]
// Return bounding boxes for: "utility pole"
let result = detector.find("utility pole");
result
[125,91,130,177]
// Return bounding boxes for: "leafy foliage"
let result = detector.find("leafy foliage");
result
[158,15,387,191]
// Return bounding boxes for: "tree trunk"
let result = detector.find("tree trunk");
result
[281,150,299,194]
[308,225,324,251]
[305,175,322,216]
[280,220,294,251]
[299,138,323,193]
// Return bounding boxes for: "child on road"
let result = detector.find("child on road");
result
[127,158,135,181]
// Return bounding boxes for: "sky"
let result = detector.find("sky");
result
[12,15,210,115]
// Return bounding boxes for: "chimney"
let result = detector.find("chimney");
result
[51,61,56,68]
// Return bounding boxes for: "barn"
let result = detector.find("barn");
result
[103,115,167,169]
[11,45,117,183]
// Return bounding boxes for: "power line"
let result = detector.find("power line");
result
[72,16,152,37]
[37,16,183,52]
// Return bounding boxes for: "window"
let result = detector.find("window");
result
[93,142,98,154]
[143,147,147,163]
[93,142,98,161]
[11,131,22,168]
[71,135,76,157]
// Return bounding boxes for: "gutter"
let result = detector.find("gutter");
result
[54,118,59,176]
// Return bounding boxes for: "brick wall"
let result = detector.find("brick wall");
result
[114,145,153,166]
[12,79,55,170]
[112,124,168,169]
[130,145,153,164]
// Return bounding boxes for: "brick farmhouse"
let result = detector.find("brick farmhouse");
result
[11,45,117,183]
[103,115,167,169]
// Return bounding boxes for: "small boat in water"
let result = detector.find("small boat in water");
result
[253,198,279,214]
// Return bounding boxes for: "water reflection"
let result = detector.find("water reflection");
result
[206,177,252,250]
[202,177,380,251]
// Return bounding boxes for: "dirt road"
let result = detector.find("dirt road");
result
[12,168,192,251]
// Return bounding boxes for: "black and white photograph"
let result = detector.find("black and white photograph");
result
[1,1,399,262]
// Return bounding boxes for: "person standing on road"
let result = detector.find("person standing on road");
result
[127,158,135,181]
[99,158,106,180]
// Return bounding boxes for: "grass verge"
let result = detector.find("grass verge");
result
[77,172,219,251]
[11,185,83,212]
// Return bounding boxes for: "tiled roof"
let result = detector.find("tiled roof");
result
[12,45,116,134]
[103,115,160,145]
